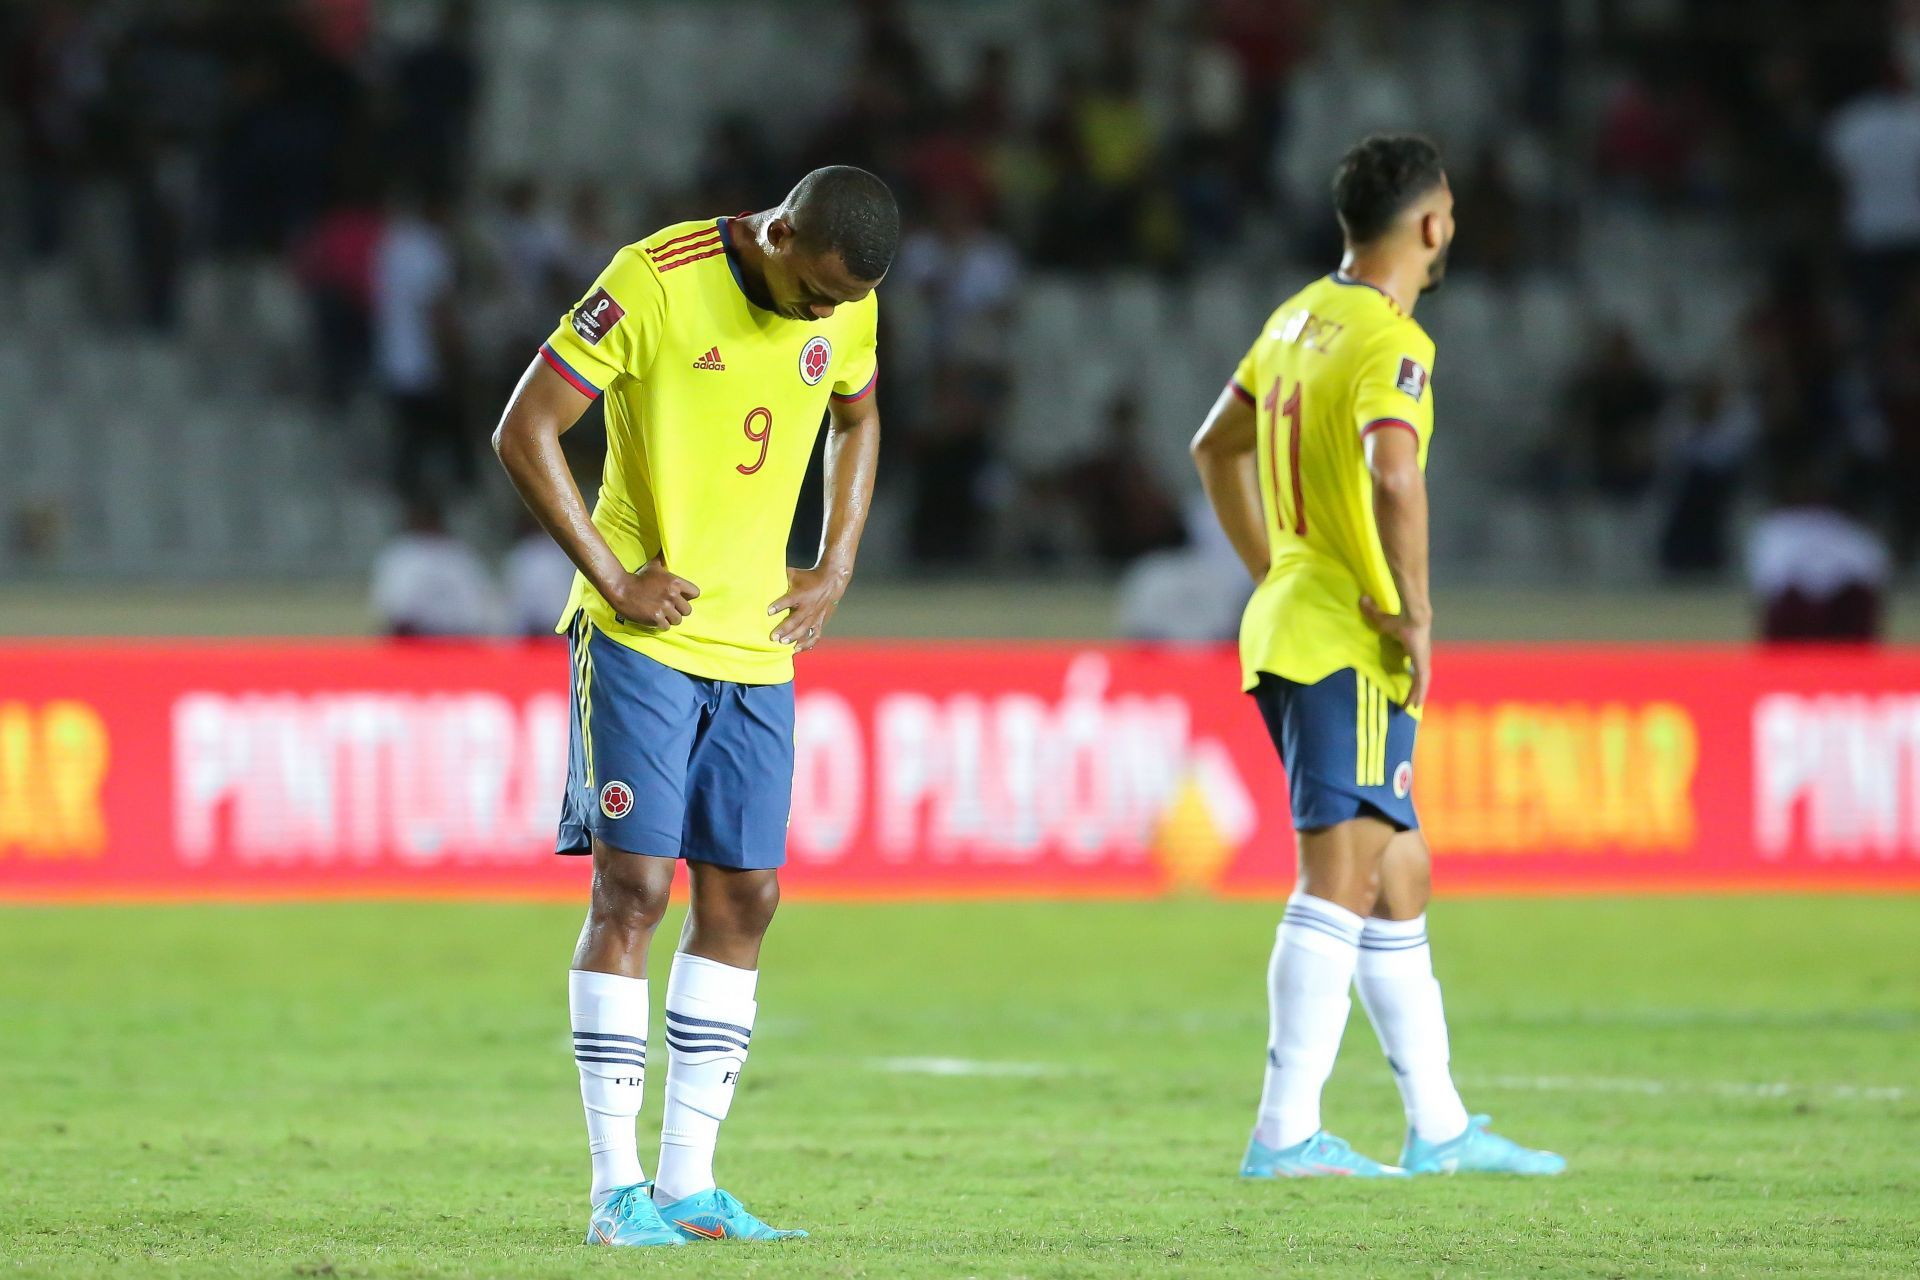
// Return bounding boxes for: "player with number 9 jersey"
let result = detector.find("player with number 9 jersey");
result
[494,167,898,1247]
[540,214,879,685]
[1227,272,1436,709]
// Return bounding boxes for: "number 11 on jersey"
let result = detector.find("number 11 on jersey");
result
[1262,376,1306,536]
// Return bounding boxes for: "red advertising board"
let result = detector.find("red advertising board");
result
[3,641,1918,900]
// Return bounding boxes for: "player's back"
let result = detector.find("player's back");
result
[1230,272,1436,705]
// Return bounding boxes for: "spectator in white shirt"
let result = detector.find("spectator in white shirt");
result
[373,192,468,499]
[1824,64,1920,345]
[1746,457,1889,642]
[370,498,501,637]
[502,513,576,640]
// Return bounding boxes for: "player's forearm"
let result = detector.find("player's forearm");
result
[1196,450,1270,580]
[496,427,626,591]
[1191,387,1267,580]
[1371,469,1432,623]
[815,410,880,580]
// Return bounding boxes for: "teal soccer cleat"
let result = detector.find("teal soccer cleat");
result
[653,1187,809,1242]
[1241,1130,1409,1178]
[1400,1114,1567,1175]
[584,1182,685,1247]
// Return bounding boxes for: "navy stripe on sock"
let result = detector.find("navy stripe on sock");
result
[1284,896,1352,919]
[1359,934,1428,951]
[1281,912,1363,947]
[665,1028,749,1048]
[1282,902,1362,935]
[1284,900,1363,934]
[665,1009,753,1038]
[572,1031,647,1046]
[574,1053,647,1069]
[665,1034,749,1056]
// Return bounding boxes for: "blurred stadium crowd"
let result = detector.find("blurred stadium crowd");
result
[0,0,1910,638]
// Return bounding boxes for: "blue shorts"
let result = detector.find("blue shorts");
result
[557,617,794,869]
[1250,669,1420,832]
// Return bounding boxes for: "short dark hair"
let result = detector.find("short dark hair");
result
[1332,134,1446,245]
[784,166,900,281]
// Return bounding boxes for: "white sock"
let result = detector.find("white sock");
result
[569,969,649,1203]
[653,953,758,1205]
[1356,914,1471,1143]
[1254,893,1363,1150]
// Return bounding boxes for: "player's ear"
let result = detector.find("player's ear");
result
[1420,210,1441,251]
[765,216,797,254]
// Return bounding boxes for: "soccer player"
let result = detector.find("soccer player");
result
[492,167,896,1244]
[1190,135,1565,1178]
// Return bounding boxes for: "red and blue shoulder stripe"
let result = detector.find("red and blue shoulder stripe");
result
[540,343,600,398]
[832,368,878,403]
[1360,417,1417,440]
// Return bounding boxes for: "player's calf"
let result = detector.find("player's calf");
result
[680,866,781,967]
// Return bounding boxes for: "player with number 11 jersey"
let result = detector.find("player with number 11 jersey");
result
[1228,264,1435,707]
[1193,135,1563,1181]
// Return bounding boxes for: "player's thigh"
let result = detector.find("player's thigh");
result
[681,679,795,871]
[557,618,705,860]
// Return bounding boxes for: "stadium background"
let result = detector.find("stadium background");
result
[3,1,1917,1276]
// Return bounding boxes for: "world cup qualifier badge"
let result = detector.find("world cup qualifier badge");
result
[599,780,635,820]
[1395,356,1428,401]
[799,335,831,385]
[572,288,624,345]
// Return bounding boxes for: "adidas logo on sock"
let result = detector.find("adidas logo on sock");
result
[691,346,726,370]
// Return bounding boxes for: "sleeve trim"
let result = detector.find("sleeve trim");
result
[1228,380,1256,406]
[540,343,602,399]
[1360,417,1419,440]
[832,368,878,402]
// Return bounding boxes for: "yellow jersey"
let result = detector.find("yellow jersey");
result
[1229,272,1436,706]
[539,217,879,685]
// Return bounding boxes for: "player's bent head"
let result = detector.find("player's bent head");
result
[763,166,899,319]
[1333,134,1448,247]
[785,166,899,281]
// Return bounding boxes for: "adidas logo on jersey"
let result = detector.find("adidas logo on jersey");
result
[692,346,726,371]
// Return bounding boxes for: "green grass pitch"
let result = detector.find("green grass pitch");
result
[3,895,1917,1278]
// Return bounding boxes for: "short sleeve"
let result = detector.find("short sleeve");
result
[1354,328,1436,448]
[1227,339,1259,407]
[538,247,666,399]
[830,299,879,402]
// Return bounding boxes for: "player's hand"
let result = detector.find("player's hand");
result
[769,563,849,654]
[1359,594,1432,710]
[603,554,700,631]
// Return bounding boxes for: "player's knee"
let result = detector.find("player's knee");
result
[700,873,780,938]
[1298,855,1383,916]
[589,863,671,937]
[1313,879,1380,918]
